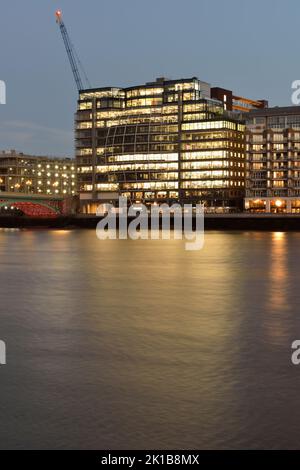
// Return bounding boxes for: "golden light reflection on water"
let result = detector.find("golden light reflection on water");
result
[264,232,289,340]
[270,232,288,308]
[52,230,72,235]
[272,232,285,242]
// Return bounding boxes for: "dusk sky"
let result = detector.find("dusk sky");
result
[0,0,299,156]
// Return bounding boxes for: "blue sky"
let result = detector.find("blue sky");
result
[0,0,298,156]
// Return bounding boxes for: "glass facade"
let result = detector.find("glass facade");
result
[76,77,245,212]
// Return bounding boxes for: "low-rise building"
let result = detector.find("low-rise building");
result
[0,150,76,196]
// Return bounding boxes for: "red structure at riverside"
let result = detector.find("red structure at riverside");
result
[0,193,77,217]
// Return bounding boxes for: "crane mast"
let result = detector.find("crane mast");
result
[55,10,85,92]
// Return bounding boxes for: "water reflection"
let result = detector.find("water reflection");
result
[0,230,300,449]
[261,232,289,342]
[269,232,288,311]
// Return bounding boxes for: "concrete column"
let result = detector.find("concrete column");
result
[265,199,271,213]
[287,199,292,213]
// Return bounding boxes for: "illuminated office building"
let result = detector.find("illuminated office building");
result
[245,107,300,213]
[76,77,246,213]
[0,150,76,196]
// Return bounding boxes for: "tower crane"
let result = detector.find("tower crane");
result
[55,10,91,93]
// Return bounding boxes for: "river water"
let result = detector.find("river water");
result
[0,229,300,449]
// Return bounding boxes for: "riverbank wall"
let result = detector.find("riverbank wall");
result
[1,213,300,230]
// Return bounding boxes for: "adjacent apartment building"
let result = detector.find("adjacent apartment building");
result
[0,150,76,196]
[245,106,300,213]
[76,77,246,213]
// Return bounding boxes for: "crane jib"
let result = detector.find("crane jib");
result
[55,10,90,93]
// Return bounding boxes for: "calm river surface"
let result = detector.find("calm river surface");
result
[0,229,300,449]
